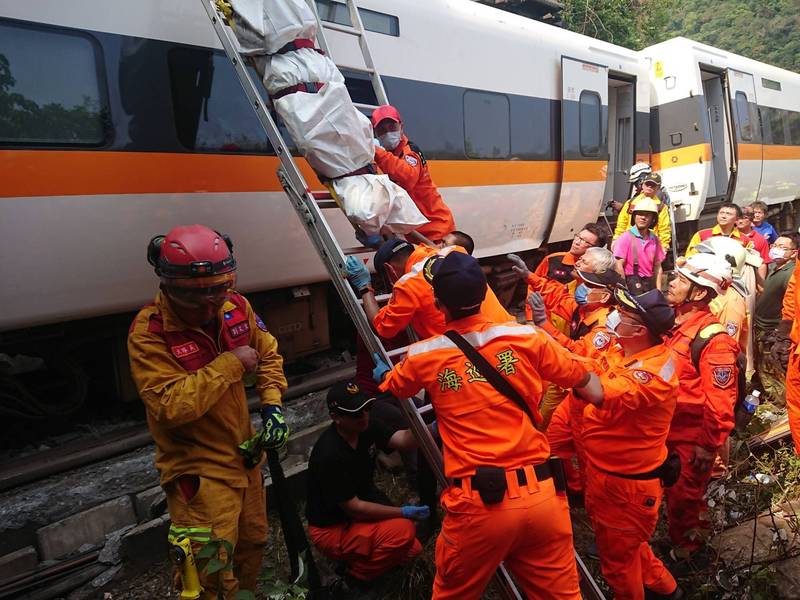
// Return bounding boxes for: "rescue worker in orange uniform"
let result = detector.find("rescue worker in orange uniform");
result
[375,251,601,600]
[663,253,740,558]
[371,105,455,242]
[576,288,683,600]
[346,239,512,341]
[509,247,618,427]
[777,254,800,454]
[306,381,425,594]
[527,268,624,492]
[128,225,288,599]
[520,222,609,326]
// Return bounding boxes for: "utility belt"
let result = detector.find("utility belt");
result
[452,457,566,505]
[598,452,681,488]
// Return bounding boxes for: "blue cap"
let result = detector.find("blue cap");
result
[373,239,413,274]
[614,287,675,335]
[431,252,487,311]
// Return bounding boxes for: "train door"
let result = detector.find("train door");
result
[725,69,763,204]
[603,76,635,207]
[701,68,732,201]
[549,57,609,241]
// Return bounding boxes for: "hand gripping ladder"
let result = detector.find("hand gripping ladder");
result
[202,2,604,598]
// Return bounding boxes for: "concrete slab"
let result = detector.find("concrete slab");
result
[37,497,137,560]
[120,515,171,565]
[0,545,38,583]
[133,486,166,521]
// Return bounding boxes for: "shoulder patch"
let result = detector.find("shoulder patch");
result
[171,341,199,358]
[404,155,418,167]
[725,321,738,337]
[633,370,653,384]
[255,314,269,332]
[712,366,734,388]
[592,331,612,349]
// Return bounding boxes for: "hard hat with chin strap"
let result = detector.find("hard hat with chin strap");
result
[631,197,660,215]
[628,162,652,183]
[675,253,732,297]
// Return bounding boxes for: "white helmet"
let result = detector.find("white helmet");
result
[676,253,733,297]
[631,197,660,215]
[628,162,652,183]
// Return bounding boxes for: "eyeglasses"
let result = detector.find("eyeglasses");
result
[166,284,231,309]
[573,234,596,247]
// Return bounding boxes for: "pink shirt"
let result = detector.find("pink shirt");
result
[612,228,666,277]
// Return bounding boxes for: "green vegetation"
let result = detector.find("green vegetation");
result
[559,0,800,73]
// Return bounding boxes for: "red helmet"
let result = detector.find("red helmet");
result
[370,104,402,128]
[148,225,236,287]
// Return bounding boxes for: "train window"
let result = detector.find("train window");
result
[315,0,399,36]
[761,78,782,91]
[765,107,786,145]
[789,112,800,146]
[340,68,378,107]
[463,90,510,159]
[168,48,273,153]
[579,91,601,156]
[735,92,752,141]
[0,21,109,146]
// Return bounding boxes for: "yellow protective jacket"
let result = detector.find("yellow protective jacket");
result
[128,291,287,487]
[613,192,671,251]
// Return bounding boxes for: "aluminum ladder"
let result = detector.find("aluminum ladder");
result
[201,2,605,598]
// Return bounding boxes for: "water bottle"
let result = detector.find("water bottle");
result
[735,390,761,432]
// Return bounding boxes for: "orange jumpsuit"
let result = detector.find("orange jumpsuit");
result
[581,345,679,600]
[374,245,512,340]
[662,309,739,552]
[525,254,577,327]
[128,292,287,598]
[380,314,586,600]
[544,308,620,491]
[781,263,800,454]
[374,136,455,241]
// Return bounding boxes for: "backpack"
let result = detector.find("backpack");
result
[690,323,750,431]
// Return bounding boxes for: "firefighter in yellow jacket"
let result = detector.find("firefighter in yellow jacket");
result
[613,172,672,253]
[128,225,288,599]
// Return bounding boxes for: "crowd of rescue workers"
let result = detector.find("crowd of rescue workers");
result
[126,104,800,600]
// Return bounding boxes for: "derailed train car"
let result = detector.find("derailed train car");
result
[0,0,799,372]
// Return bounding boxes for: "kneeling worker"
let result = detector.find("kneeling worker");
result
[376,251,600,600]
[306,381,426,592]
[577,288,683,600]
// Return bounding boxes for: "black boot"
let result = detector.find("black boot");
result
[644,585,686,600]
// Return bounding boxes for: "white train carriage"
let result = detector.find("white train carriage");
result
[0,0,649,332]
[642,37,800,224]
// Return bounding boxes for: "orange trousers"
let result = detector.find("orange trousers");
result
[547,401,584,494]
[309,518,421,581]
[785,353,800,455]
[584,465,676,600]
[433,475,580,600]
[664,441,714,553]
[166,471,267,599]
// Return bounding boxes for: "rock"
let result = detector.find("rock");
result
[98,525,135,565]
[133,486,166,521]
[37,496,137,560]
[120,515,171,565]
[774,557,800,600]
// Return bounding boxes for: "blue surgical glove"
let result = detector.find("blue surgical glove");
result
[372,352,391,383]
[260,405,290,449]
[401,505,431,521]
[345,256,371,291]
[355,228,383,249]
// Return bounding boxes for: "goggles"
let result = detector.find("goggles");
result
[165,283,232,309]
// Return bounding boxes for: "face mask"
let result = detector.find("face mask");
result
[574,283,590,306]
[605,309,621,335]
[378,131,402,151]
[769,247,787,261]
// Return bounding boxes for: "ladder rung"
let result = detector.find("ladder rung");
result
[322,21,363,37]
[311,191,332,200]
[353,102,380,111]
[356,293,391,305]
[342,246,372,255]
[418,404,434,416]
[387,346,409,359]
[336,64,375,75]
[316,200,339,210]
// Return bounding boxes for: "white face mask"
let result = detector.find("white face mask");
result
[605,309,621,335]
[769,247,787,261]
[378,131,402,151]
